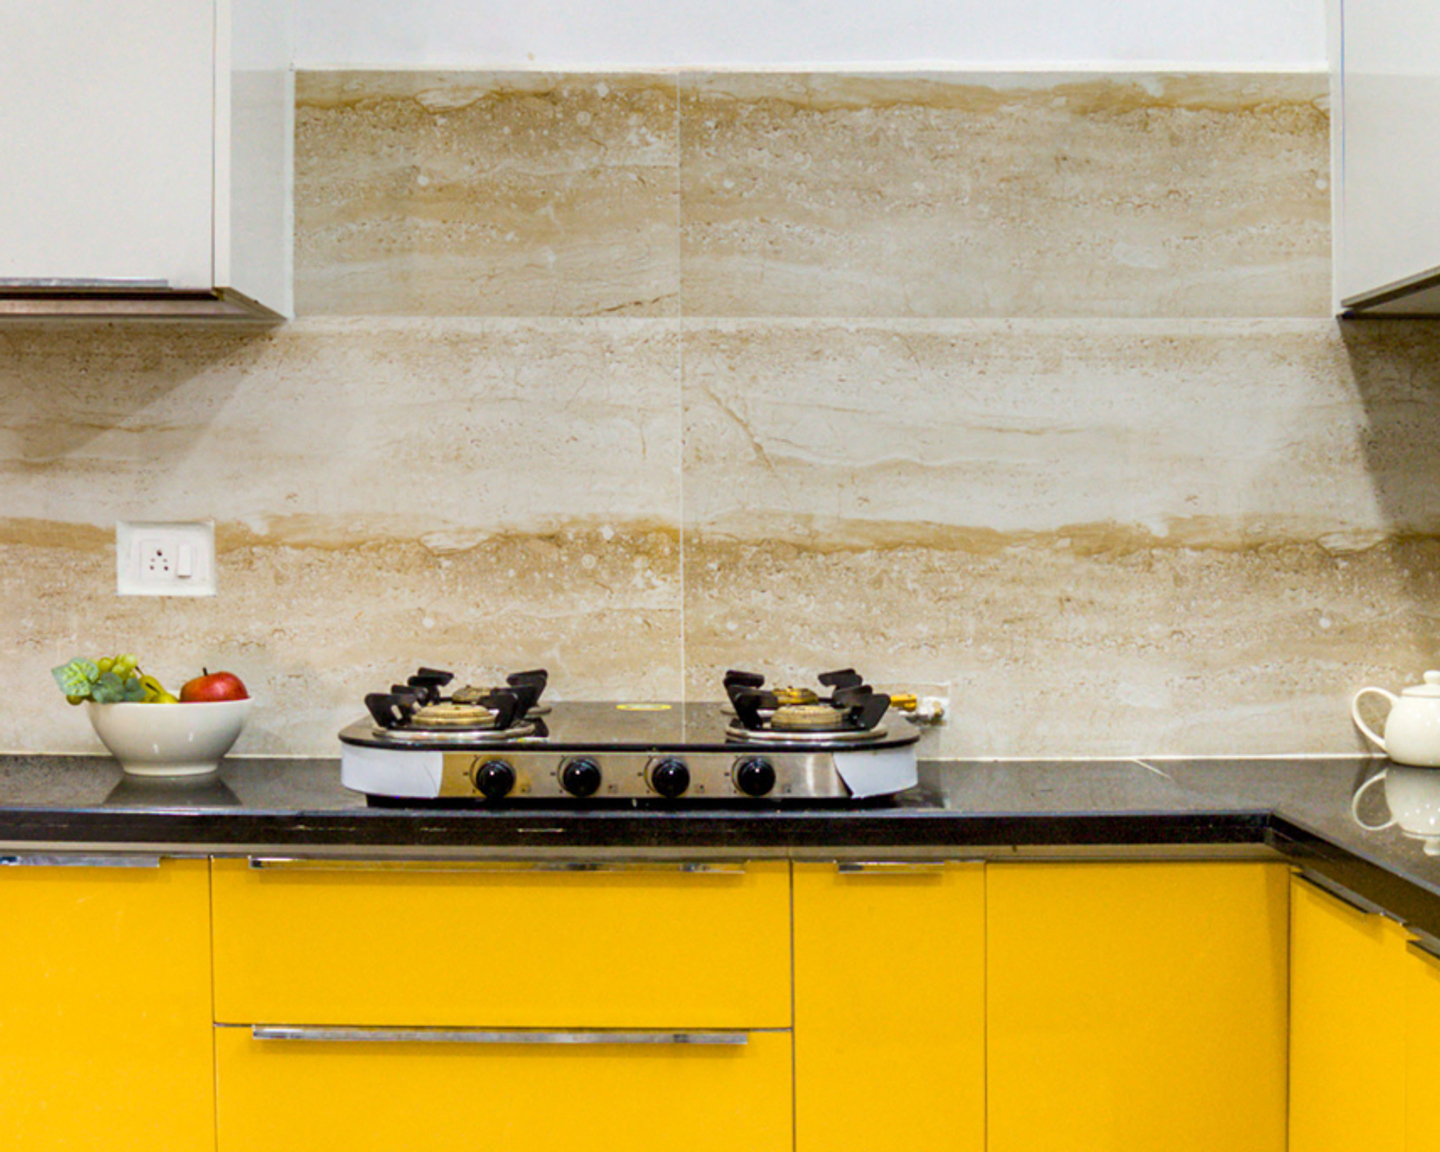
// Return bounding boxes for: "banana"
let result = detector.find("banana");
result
[139,674,169,704]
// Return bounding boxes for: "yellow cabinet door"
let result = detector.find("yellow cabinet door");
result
[1405,939,1440,1151]
[216,1024,792,1152]
[793,861,985,1152]
[211,857,790,1028]
[0,857,214,1151]
[987,862,1289,1152]
[1289,873,1408,1152]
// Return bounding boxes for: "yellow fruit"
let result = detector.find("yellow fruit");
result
[154,692,179,704]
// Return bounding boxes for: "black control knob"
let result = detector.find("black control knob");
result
[649,757,690,799]
[734,756,777,797]
[561,757,603,798]
[475,760,516,800]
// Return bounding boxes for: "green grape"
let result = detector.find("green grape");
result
[96,656,115,674]
[112,654,138,679]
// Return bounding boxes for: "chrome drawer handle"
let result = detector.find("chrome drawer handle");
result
[249,1025,750,1046]
[246,857,747,875]
[835,861,950,874]
[0,853,163,869]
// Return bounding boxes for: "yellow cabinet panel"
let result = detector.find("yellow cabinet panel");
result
[0,857,214,1151]
[1405,940,1440,1151]
[793,861,985,1152]
[987,862,1289,1152]
[211,857,790,1028]
[1289,874,1407,1152]
[216,1024,792,1152]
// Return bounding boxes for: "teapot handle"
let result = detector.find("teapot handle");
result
[1351,687,1397,752]
[1351,769,1397,832]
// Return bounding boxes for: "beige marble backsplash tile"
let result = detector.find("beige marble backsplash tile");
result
[296,72,681,318]
[0,320,682,754]
[681,319,1423,549]
[682,536,1440,757]
[680,318,1440,755]
[680,73,1330,318]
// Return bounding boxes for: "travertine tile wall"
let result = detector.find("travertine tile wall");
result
[4,68,1439,758]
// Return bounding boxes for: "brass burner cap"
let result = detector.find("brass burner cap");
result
[770,703,846,731]
[410,702,499,729]
[772,686,820,707]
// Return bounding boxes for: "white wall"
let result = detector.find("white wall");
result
[294,0,1327,70]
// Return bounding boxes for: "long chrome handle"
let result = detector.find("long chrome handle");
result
[835,861,951,874]
[249,1025,750,1046]
[0,853,163,868]
[245,857,747,874]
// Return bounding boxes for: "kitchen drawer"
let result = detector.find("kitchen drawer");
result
[211,857,790,1027]
[215,1024,792,1152]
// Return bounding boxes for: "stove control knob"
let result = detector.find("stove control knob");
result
[561,757,602,798]
[734,756,777,797]
[649,757,690,799]
[475,759,516,800]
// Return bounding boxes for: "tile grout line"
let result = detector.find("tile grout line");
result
[675,72,687,702]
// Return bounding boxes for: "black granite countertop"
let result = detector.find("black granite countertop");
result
[0,752,1432,937]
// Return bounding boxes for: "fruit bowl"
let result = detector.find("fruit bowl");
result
[85,699,252,777]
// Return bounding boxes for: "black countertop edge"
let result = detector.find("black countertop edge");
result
[0,807,1275,852]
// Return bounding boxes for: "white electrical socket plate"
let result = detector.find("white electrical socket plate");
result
[116,521,217,597]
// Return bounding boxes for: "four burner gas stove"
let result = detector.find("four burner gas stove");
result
[339,668,922,803]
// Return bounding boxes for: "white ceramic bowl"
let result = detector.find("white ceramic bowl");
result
[85,699,252,776]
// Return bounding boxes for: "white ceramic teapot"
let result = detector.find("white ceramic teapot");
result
[1352,671,1440,766]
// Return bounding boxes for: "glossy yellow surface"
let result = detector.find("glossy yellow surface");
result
[1405,939,1440,1151]
[793,861,985,1152]
[987,862,1289,1152]
[211,858,790,1027]
[215,1025,792,1152]
[0,858,213,1151]
[1289,874,1408,1152]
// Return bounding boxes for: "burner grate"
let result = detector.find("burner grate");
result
[722,667,891,737]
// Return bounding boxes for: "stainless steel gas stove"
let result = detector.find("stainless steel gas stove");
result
[339,668,921,803]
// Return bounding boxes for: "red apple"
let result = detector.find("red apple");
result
[179,669,249,702]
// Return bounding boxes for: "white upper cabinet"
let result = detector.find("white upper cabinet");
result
[0,0,292,321]
[1334,0,1440,315]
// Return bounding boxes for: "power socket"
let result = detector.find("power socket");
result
[116,521,216,597]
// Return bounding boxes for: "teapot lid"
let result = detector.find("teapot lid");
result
[1401,671,1440,698]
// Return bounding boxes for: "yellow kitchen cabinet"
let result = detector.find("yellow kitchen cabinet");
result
[1289,873,1408,1152]
[987,861,1289,1152]
[0,855,213,1151]
[215,1025,792,1152]
[1405,937,1440,1150]
[210,857,790,1028]
[793,860,985,1152]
